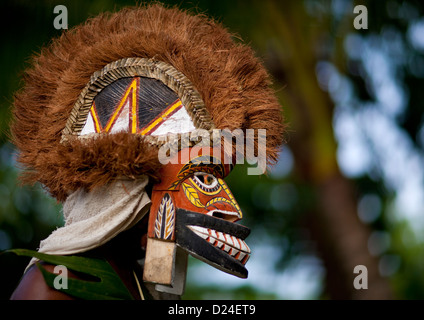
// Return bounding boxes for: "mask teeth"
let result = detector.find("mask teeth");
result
[188,225,251,265]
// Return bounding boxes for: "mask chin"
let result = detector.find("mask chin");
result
[175,209,251,278]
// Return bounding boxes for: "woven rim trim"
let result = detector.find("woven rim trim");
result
[61,57,215,142]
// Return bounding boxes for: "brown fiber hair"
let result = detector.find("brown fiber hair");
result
[11,4,284,201]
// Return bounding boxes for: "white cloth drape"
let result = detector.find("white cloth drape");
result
[27,177,151,269]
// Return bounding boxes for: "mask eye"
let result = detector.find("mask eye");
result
[193,172,218,189]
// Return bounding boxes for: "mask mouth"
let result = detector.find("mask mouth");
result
[175,209,251,278]
[187,225,250,265]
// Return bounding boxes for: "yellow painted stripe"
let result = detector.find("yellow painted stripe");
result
[140,100,182,135]
[218,178,242,218]
[105,78,138,133]
[131,80,138,133]
[90,103,101,133]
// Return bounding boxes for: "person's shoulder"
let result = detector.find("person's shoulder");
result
[10,262,75,300]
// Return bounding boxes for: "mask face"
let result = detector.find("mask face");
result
[147,146,251,278]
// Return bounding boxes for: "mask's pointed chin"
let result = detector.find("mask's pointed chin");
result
[175,209,251,278]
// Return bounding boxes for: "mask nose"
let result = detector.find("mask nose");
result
[205,194,242,223]
[209,210,241,223]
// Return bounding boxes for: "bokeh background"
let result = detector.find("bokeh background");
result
[1,0,424,300]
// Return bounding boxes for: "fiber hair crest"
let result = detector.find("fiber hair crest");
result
[11,4,285,201]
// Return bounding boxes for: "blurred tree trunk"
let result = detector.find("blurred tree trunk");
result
[248,1,393,299]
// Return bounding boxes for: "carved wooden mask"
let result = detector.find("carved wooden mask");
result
[147,145,251,278]
[61,58,252,281]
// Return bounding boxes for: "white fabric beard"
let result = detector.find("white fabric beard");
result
[27,176,151,269]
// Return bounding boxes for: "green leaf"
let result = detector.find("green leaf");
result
[6,249,135,300]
